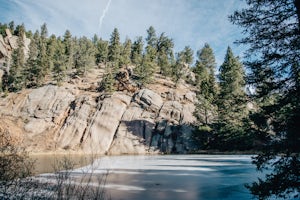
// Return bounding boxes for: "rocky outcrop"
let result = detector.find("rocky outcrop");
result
[81,93,131,153]
[134,89,163,112]
[0,29,30,67]
[0,75,197,154]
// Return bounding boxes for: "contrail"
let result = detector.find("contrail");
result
[98,0,112,34]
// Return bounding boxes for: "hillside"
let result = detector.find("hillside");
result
[0,67,197,155]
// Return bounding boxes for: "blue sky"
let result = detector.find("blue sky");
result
[0,0,247,66]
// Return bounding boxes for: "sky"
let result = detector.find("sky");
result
[0,0,247,66]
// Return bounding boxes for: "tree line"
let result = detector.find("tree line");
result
[0,21,252,150]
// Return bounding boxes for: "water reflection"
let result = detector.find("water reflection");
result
[30,154,98,174]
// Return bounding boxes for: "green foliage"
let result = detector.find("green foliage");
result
[145,26,158,64]
[193,43,218,126]
[119,37,132,67]
[8,25,26,91]
[8,21,14,33]
[23,31,39,87]
[0,22,8,36]
[193,125,213,148]
[73,36,96,76]
[99,62,116,93]
[95,38,109,64]
[218,47,247,124]
[172,46,194,85]
[134,54,155,87]
[146,26,157,48]
[131,36,144,66]
[209,120,255,151]
[63,30,74,70]
[0,129,34,198]
[230,1,300,198]
[108,28,121,65]
[52,38,67,84]
[33,23,50,84]
[157,33,174,76]
[195,43,218,97]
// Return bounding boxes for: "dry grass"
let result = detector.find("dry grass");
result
[0,128,109,200]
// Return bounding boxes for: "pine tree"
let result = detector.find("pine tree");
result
[218,46,246,123]
[0,22,8,36]
[193,43,218,145]
[73,37,96,76]
[134,53,155,87]
[131,36,144,66]
[99,62,116,93]
[52,38,66,85]
[46,34,57,73]
[35,23,49,84]
[92,34,99,45]
[108,28,121,66]
[8,24,26,91]
[8,21,14,33]
[172,46,194,85]
[95,38,109,65]
[145,26,158,63]
[63,30,74,69]
[212,46,248,150]
[24,31,39,87]
[157,33,174,76]
[119,37,132,67]
[230,1,300,198]
[197,43,218,100]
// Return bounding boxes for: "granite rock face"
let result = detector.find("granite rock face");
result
[0,81,197,154]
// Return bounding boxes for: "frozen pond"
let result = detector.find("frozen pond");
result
[37,154,259,200]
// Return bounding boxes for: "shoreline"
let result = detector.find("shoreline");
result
[28,150,259,157]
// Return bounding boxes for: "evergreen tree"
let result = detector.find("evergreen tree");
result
[63,30,74,69]
[119,37,132,67]
[212,47,248,150]
[35,23,49,84]
[0,22,8,36]
[145,26,158,63]
[8,24,26,91]
[23,31,39,87]
[131,36,144,66]
[134,53,155,87]
[8,21,14,33]
[156,33,174,76]
[172,46,194,85]
[92,34,99,45]
[193,44,218,126]
[99,62,116,93]
[218,47,246,124]
[52,38,67,84]
[73,36,96,76]
[46,34,57,73]
[230,1,300,199]
[95,38,109,64]
[108,28,121,66]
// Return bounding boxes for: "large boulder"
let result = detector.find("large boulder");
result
[134,89,163,112]
[55,96,94,150]
[108,103,155,154]
[159,101,182,123]
[0,35,8,58]
[21,85,75,122]
[81,93,131,154]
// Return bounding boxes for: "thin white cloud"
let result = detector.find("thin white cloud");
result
[98,0,112,34]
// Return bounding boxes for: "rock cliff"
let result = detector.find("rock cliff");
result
[0,69,197,155]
